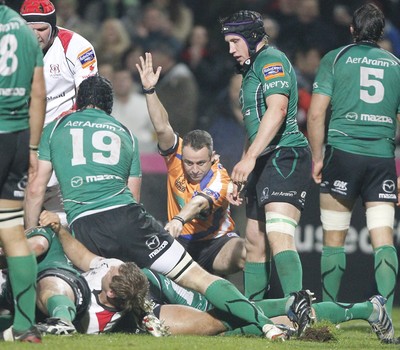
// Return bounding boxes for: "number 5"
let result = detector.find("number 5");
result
[360,66,384,104]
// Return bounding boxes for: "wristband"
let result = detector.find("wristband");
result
[142,86,156,94]
[29,144,39,151]
[172,215,185,225]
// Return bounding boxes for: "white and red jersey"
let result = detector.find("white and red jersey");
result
[43,27,97,125]
[78,257,124,334]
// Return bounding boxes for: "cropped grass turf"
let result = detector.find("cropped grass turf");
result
[2,308,399,350]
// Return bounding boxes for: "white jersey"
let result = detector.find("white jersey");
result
[78,257,124,334]
[43,27,97,125]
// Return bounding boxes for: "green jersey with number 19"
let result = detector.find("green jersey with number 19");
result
[38,109,142,224]
[0,5,43,132]
[313,42,400,157]
[240,45,308,151]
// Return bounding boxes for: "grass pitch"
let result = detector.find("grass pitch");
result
[2,308,399,350]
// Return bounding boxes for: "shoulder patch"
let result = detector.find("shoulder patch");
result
[78,47,96,68]
[262,62,285,80]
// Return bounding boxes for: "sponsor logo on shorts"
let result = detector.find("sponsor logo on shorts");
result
[382,180,395,193]
[262,63,285,80]
[260,187,269,202]
[271,190,297,197]
[146,235,161,250]
[18,175,27,191]
[332,180,348,195]
[379,179,396,199]
[227,232,239,238]
[148,241,168,259]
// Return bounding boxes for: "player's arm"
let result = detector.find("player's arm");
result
[28,66,46,178]
[128,176,142,203]
[24,159,53,228]
[165,195,210,238]
[39,210,97,272]
[136,52,175,151]
[306,93,331,184]
[230,93,287,198]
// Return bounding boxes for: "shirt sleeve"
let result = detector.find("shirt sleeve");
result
[129,134,142,177]
[67,33,98,88]
[312,52,335,97]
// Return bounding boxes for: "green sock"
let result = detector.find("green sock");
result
[374,245,398,317]
[142,268,210,311]
[253,296,290,318]
[313,300,373,324]
[273,250,302,296]
[321,246,345,301]
[6,254,37,332]
[46,295,76,323]
[243,261,270,300]
[224,324,263,336]
[204,279,274,330]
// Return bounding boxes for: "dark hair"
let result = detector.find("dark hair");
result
[109,262,149,316]
[76,75,113,115]
[182,130,213,157]
[352,3,385,42]
[220,10,267,55]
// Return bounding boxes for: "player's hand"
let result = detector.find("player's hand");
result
[136,52,162,90]
[312,159,323,184]
[39,210,61,233]
[227,181,244,206]
[164,219,183,238]
[229,156,255,202]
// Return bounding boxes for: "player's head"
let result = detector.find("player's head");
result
[106,262,150,316]
[182,130,215,184]
[20,0,57,50]
[351,3,385,43]
[220,10,267,58]
[76,75,114,115]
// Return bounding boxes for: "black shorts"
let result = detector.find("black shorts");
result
[0,130,29,200]
[37,268,91,318]
[177,232,240,273]
[245,146,312,221]
[71,203,186,272]
[321,146,398,203]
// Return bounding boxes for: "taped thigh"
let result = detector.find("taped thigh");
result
[320,209,352,231]
[366,204,395,230]
[265,212,297,237]
[0,208,23,228]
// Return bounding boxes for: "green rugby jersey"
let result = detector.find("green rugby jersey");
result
[240,45,308,151]
[0,5,43,132]
[313,42,400,157]
[39,109,141,223]
[26,227,76,274]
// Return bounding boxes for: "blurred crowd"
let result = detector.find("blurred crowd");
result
[53,0,400,164]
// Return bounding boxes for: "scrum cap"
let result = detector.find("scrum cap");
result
[76,75,114,115]
[221,10,267,55]
[20,0,56,33]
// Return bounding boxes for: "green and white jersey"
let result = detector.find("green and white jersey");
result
[39,109,142,223]
[0,5,43,133]
[240,45,308,151]
[313,42,400,157]
[26,227,76,274]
